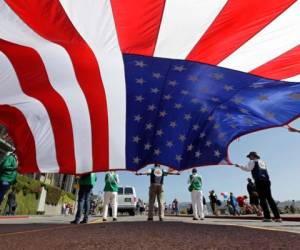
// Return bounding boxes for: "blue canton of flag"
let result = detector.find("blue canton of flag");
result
[124,54,300,171]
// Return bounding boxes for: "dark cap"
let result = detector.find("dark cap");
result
[192,168,197,173]
[246,151,260,159]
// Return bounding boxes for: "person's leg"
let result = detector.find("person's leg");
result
[82,186,92,222]
[198,191,204,219]
[0,182,10,205]
[148,185,155,219]
[256,181,271,219]
[111,192,118,219]
[191,191,198,219]
[103,192,111,220]
[72,188,84,223]
[264,181,281,219]
[157,185,165,219]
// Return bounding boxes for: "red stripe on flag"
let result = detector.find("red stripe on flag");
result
[0,39,76,174]
[0,105,39,173]
[251,45,300,80]
[111,0,166,56]
[6,0,109,172]
[187,0,296,65]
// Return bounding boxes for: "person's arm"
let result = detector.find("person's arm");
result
[115,174,119,184]
[234,161,255,172]
[166,168,180,175]
[288,126,300,133]
[135,169,151,176]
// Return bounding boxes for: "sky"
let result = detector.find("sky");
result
[94,119,300,204]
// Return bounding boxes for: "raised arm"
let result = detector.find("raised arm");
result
[235,161,255,172]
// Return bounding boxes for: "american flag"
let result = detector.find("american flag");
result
[0,0,300,174]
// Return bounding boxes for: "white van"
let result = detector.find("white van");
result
[117,186,137,216]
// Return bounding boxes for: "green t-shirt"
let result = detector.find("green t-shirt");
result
[188,174,202,191]
[0,153,18,184]
[79,173,97,186]
[104,172,118,192]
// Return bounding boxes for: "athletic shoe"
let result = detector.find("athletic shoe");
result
[103,218,107,222]
[113,218,117,222]
[200,218,205,220]
[274,218,282,223]
[262,218,272,222]
[80,220,88,224]
[193,217,199,221]
[159,218,164,221]
[147,218,153,221]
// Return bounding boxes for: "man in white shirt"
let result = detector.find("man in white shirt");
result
[235,151,281,222]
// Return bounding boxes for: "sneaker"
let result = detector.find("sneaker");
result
[80,220,88,224]
[159,218,164,221]
[70,220,80,224]
[262,218,272,222]
[200,218,205,221]
[102,218,107,222]
[147,218,153,221]
[113,218,117,222]
[274,218,282,223]
[193,217,199,221]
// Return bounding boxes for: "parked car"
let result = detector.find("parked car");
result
[117,186,137,216]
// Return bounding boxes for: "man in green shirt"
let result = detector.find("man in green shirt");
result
[188,168,204,220]
[71,173,97,224]
[0,151,18,206]
[102,171,119,222]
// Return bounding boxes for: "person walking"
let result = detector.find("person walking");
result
[136,164,180,221]
[71,173,97,224]
[235,151,281,222]
[0,151,18,207]
[7,188,17,215]
[188,168,204,220]
[102,171,119,222]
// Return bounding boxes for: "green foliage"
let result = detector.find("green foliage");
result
[45,185,62,206]
[16,175,41,198]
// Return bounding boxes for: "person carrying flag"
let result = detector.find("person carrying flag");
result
[188,168,204,220]
[136,164,180,221]
[235,151,281,222]
[102,171,119,222]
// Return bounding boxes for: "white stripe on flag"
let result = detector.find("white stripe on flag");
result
[154,0,227,59]
[0,1,93,173]
[60,0,127,169]
[0,52,59,172]
[284,75,300,82]
[219,1,300,72]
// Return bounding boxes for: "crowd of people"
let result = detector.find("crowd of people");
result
[68,151,284,224]
[0,146,291,224]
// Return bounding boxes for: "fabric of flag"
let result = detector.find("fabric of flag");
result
[0,0,300,173]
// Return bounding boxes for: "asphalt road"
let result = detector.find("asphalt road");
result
[0,216,299,249]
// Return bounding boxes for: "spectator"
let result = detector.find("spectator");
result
[7,187,17,215]
[172,198,179,216]
[188,168,204,220]
[229,192,240,216]
[235,151,281,222]
[209,190,218,216]
[247,178,262,216]
[71,173,97,224]
[0,151,18,207]
[136,164,180,221]
[203,196,208,216]
[290,200,296,214]
[103,171,119,222]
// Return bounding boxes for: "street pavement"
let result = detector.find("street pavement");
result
[1,214,300,234]
[0,215,300,249]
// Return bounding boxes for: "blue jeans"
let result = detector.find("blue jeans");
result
[0,181,11,206]
[75,185,92,222]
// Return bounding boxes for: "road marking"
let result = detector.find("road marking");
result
[0,224,86,237]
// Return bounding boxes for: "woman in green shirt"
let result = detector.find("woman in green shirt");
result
[103,171,119,222]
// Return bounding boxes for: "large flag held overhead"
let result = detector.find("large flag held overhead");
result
[1,0,300,174]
